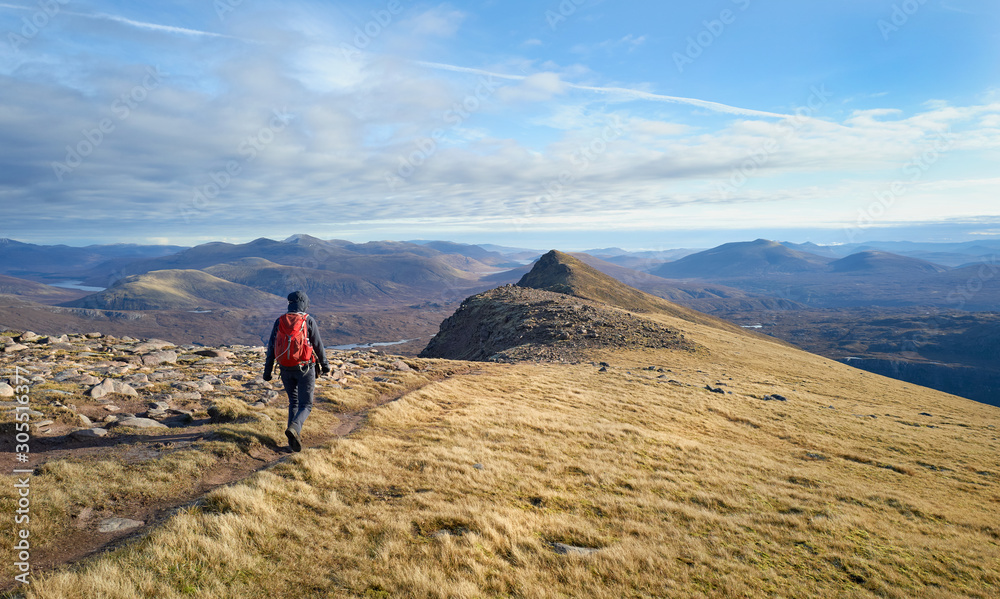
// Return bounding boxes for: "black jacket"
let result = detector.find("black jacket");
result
[263,291,329,376]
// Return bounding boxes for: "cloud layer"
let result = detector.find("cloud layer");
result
[0,2,998,246]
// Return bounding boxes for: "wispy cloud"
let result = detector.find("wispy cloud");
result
[0,4,235,39]
[415,60,792,118]
[82,12,235,39]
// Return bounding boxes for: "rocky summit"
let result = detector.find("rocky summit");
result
[420,284,696,362]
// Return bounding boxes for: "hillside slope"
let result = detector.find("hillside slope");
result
[11,294,998,598]
[62,269,285,311]
[0,274,89,304]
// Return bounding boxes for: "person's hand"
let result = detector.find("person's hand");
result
[320,364,331,377]
[263,371,272,382]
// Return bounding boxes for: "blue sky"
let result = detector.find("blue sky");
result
[0,0,998,250]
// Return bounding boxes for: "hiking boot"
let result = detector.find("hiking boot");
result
[285,427,302,452]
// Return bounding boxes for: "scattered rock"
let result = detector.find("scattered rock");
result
[3,343,28,353]
[919,412,932,417]
[17,331,41,342]
[761,394,788,402]
[78,413,93,426]
[97,517,144,533]
[705,385,726,394]
[0,382,13,397]
[392,360,412,372]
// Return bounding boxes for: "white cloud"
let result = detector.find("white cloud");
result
[497,72,568,103]
[404,6,465,38]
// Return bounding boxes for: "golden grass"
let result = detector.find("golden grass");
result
[0,358,469,591]
[16,317,999,598]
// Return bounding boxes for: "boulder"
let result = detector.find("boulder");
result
[113,417,168,429]
[2,343,28,353]
[53,369,80,382]
[392,360,413,372]
[70,427,108,439]
[97,517,143,533]
[17,331,40,342]
[88,378,138,399]
[141,351,177,367]
[551,542,601,556]
[0,383,13,397]
[194,349,235,360]
[132,339,174,354]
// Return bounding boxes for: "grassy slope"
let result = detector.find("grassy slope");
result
[20,313,999,598]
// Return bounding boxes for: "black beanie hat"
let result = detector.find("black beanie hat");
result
[287,290,309,313]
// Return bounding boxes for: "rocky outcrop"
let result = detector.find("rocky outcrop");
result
[420,285,695,362]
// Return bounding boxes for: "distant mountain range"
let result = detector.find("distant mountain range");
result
[0,238,186,280]
[782,239,1000,267]
[2,234,998,403]
[647,238,1000,310]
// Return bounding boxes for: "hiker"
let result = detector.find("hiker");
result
[263,290,331,452]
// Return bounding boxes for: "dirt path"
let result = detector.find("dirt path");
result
[2,367,478,593]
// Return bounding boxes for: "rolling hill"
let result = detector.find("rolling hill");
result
[829,250,949,274]
[63,269,285,311]
[651,239,833,278]
[203,258,406,308]
[0,274,90,304]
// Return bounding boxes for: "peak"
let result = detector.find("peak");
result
[282,234,323,244]
[516,250,588,292]
[515,249,739,332]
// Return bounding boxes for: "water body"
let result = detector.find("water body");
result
[51,280,105,292]
[741,324,763,329]
[328,339,416,351]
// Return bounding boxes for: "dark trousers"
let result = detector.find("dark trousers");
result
[279,363,315,436]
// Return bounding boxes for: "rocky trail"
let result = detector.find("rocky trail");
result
[0,329,471,591]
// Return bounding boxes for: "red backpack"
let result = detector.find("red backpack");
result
[275,313,314,367]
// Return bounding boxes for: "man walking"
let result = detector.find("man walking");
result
[263,290,331,452]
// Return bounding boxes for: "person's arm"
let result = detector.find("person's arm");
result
[263,318,279,380]
[308,315,330,375]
